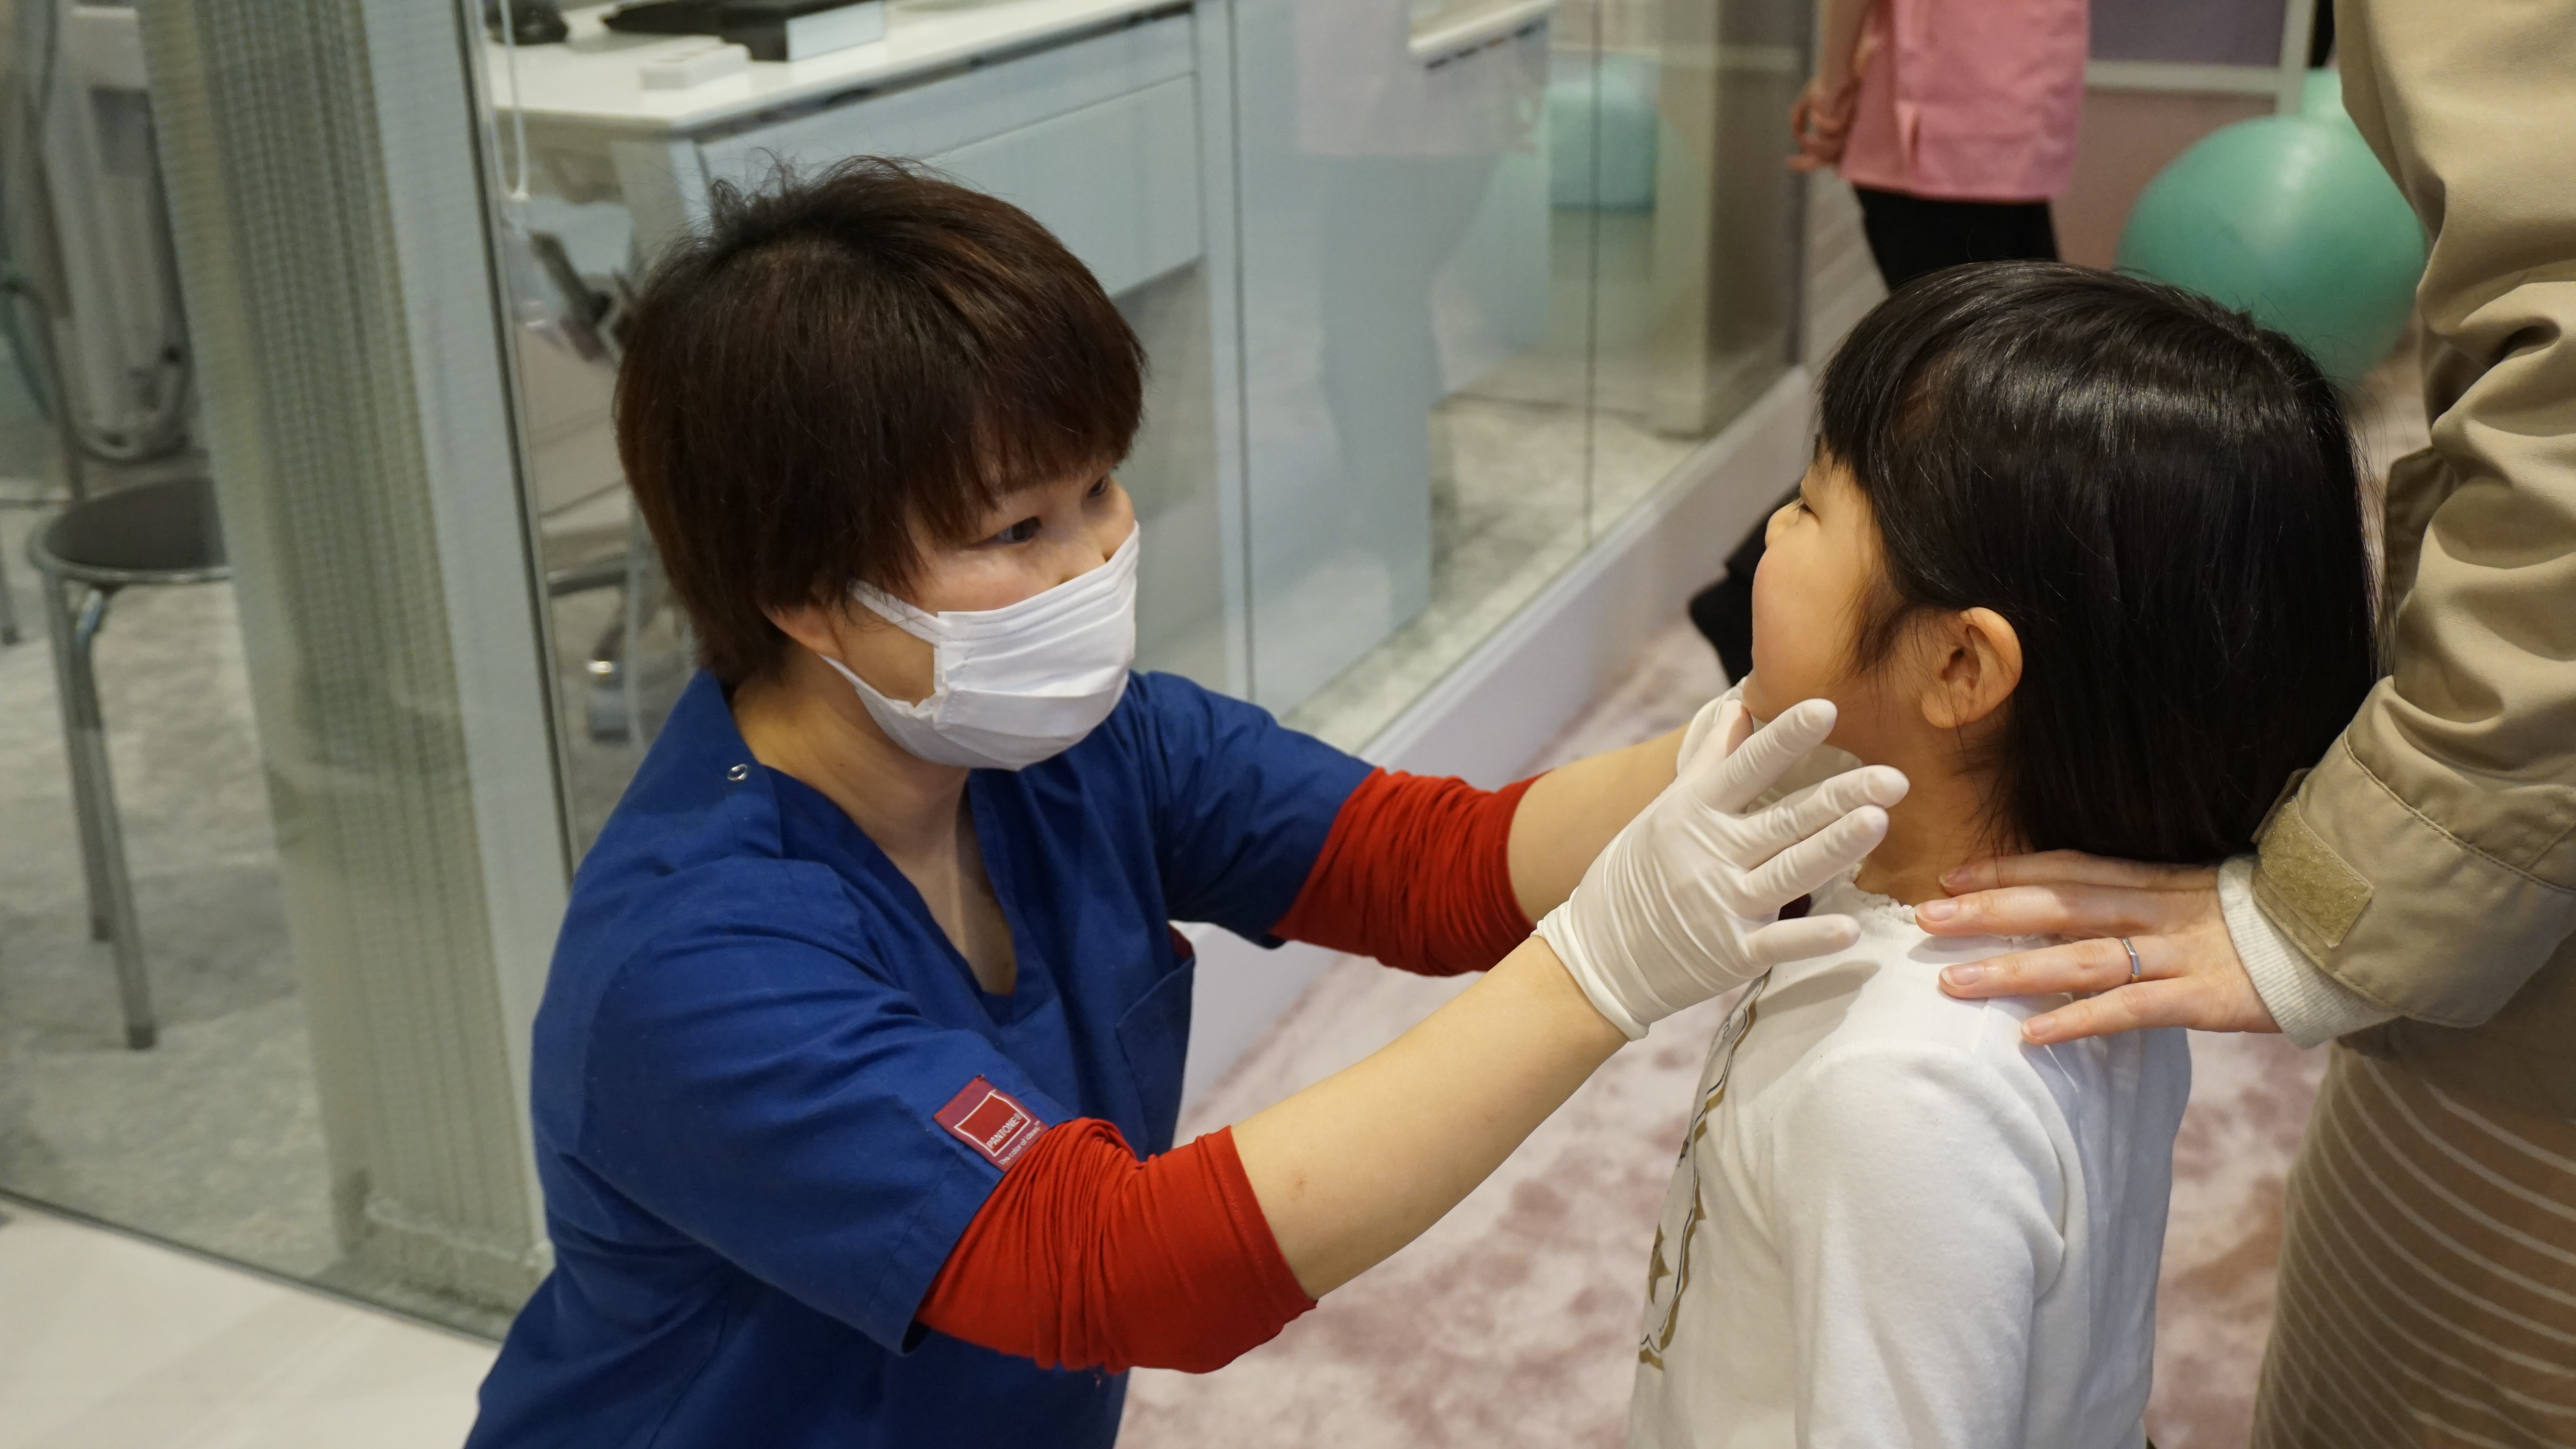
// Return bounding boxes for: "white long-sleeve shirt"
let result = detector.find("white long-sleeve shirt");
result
[1628,874,2192,1449]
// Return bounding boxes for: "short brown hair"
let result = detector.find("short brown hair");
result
[614,158,1146,683]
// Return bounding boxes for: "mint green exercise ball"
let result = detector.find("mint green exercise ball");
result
[2116,113,2426,388]
[2300,67,2347,127]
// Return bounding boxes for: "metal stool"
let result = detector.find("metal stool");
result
[28,477,228,1049]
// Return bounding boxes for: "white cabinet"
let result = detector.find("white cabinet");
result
[695,15,1203,297]
[931,76,1202,297]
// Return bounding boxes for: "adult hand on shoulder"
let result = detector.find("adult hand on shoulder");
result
[1540,699,1908,1039]
[1920,852,2281,1044]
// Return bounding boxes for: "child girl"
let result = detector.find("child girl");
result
[1630,263,2379,1448]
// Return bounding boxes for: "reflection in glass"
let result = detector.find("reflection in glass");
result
[0,0,1809,1343]
[502,195,694,851]
[1263,0,1806,750]
[0,0,322,1287]
[0,0,565,1338]
[1583,0,1805,529]
[1235,0,1568,741]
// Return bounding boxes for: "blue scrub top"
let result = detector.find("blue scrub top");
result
[467,669,1371,1449]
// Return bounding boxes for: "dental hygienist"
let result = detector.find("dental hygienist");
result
[464,160,1905,1449]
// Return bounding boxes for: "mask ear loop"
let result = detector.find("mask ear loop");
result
[817,651,938,721]
[850,579,945,641]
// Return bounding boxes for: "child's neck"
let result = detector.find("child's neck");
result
[1846,733,2015,908]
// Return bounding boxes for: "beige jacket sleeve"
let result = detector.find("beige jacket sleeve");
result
[2219,859,2392,1047]
[2249,2,2576,1030]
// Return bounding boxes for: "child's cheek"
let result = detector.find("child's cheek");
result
[1744,551,1791,714]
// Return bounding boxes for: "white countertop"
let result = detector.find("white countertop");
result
[483,0,1182,134]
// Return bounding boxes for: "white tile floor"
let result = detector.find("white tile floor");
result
[0,1202,493,1449]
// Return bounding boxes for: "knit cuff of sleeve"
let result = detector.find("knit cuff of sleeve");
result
[2221,855,2398,1048]
[1270,769,1539,976]
[913,1121,1314,1374]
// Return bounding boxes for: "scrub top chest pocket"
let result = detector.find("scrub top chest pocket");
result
[1116,931,1199,1156]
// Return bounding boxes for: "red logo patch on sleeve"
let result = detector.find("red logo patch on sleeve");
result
[935,1077,1047,1169]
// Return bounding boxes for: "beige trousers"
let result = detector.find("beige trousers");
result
[2253,1049,2576,1446]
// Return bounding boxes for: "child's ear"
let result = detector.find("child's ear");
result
[1918,607,2023,731]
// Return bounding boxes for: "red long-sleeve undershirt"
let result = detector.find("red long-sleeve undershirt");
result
[1271,770,1539,976]
[917,1121,1309,1373]
[915,767,1538,1373]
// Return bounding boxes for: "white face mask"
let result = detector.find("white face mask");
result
[819,527,1141,770]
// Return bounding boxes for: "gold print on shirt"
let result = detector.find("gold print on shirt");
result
[1639,977,1768,1370]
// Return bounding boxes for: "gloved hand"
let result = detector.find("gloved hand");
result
[1538,698,1908,1039]
[1677,691,1734,775]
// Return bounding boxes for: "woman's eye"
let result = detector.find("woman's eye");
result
[1087,477,1111,499]
[986,517,1042,546]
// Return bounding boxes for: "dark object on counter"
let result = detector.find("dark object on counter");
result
[483,0,570,44]
[599,0,723,35]
[605,0,888,62]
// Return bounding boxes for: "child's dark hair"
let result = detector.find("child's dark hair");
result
[1818,261,2378,865]
[616,158,1145,683]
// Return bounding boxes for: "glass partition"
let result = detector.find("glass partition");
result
[1249,0,1806,749]
[0,0,562,1337]
[0,0,1804,1338]
[1574,0,1804,529]
[1229,0,1573,740]
[487,0,1807,800]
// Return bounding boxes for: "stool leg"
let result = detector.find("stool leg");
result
[45,579,154,1049]
[0,542,21,647]
[40,576,115,942]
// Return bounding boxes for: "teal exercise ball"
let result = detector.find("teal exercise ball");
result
[2300,67,2348,127]
[2116,114,2426,388]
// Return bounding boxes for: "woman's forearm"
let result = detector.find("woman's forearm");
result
[1506,726,1685,919]
[1817,0,1873,90]
[1230,935,1627,1297]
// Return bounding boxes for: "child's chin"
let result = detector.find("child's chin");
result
[1738,674,1777,721]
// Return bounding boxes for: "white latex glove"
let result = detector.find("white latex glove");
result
[1677,691,1734,775]
[1538,698,1908,1039]
[1680,685,1864,809]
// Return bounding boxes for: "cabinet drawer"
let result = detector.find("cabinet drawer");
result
[929,74,1199,295]
[698,13,1200,296]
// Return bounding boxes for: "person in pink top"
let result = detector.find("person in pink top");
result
[1794,0,2089,288]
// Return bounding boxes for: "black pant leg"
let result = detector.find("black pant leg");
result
[1959,196,2059,268]
[1853,186,2060,291]
[1855,186,1959,291]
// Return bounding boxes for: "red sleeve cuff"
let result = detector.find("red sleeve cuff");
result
[1271,769,1539,975]
[916,1121,1312,1374]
